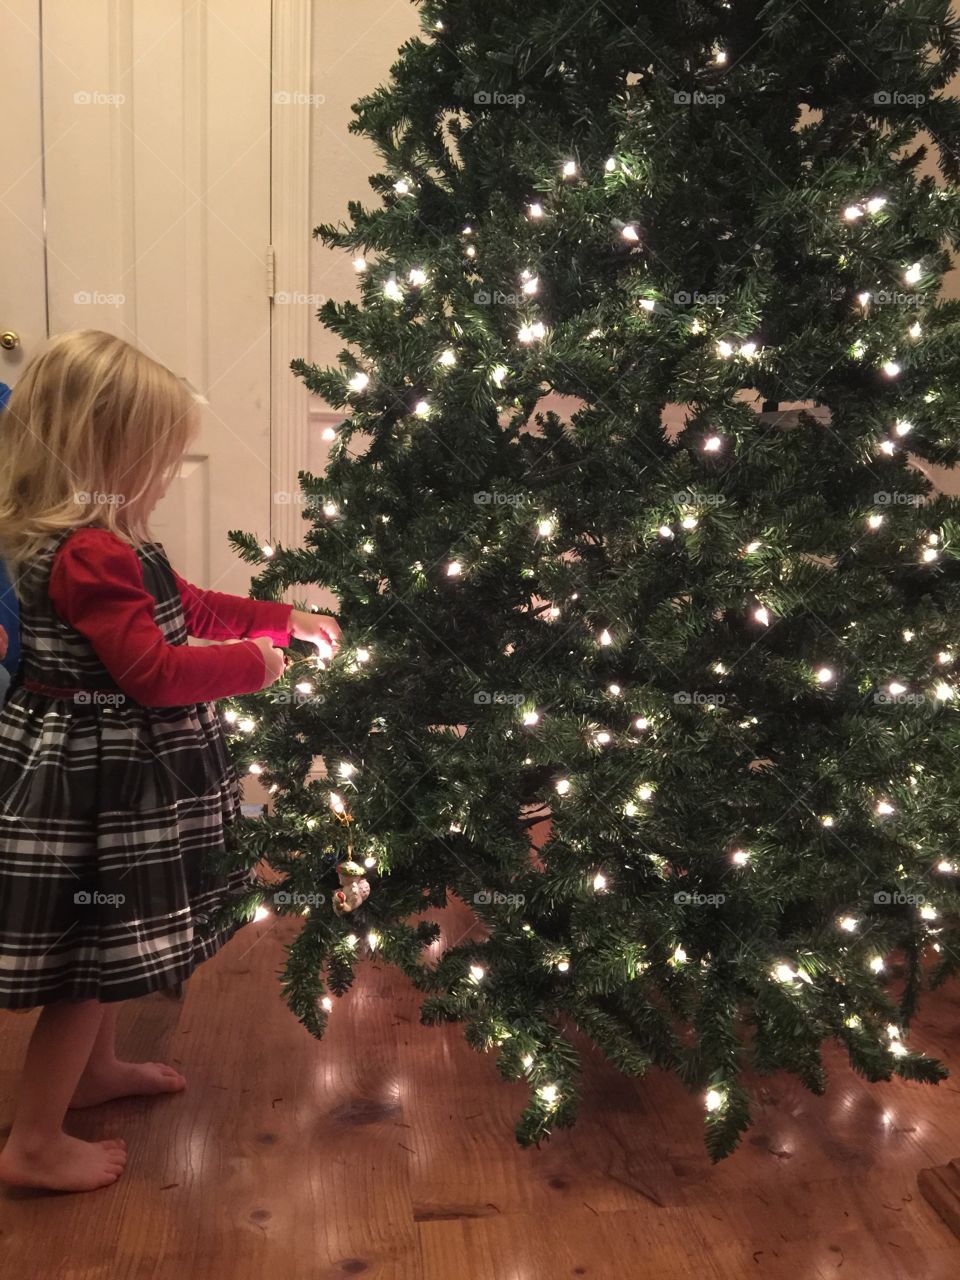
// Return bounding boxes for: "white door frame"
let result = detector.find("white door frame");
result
[270,0,315,552]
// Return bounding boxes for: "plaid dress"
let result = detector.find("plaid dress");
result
[0,530,252,1008]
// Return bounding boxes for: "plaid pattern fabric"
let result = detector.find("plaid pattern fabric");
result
[0,530,252,1008]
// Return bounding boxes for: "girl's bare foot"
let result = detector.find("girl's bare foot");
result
[69,1061,186,1109]
[0,1132,126,1192]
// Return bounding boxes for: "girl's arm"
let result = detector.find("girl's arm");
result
[171,570,293,646]
[48,528,274,707]
[172,571,340,656]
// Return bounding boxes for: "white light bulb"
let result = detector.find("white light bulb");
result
[659,524,674,538]
[817,667,834,683]
[322,426,338,441]
[522,275,540,295]
[470,964,485,981]
[909,321,922,339]
[921,905,938,920]
[367,931,380,950]
[624,801,639,817]
[870,956,885,973]
[821,815,834,827]
[857,291,872,307]
[248,762,263,775]
[223,709,239,724]
[598,629,613,646]
[633,717,649,732]
[408,267,427,286]
[637,785,653,801]
[622,225,641,242]
[839,916,858,932]
[447,560,462,577]
[555,778,571,796]
[439,348,457,367]
[938,860,956,873]
[323,501,338,518]
[539,1084,559,1105]
[345,934,358,949]
[867,514,884,530]
[895,419,913,436]
[348,371,370,392]
[537,517,555,537]
[296,681,314,695]
[383,277,403,301]
[556,959,570,973]
[353,257,367,273]
[731,849,751,866]
[703,435,722,452]
[681,515,698,530]
[605,156,617,172]
[889,680,907,695]
[883,360,901,378]
[261,543,274,558]
[866,196,887,214]
[638,298,655,311]
[754,606,771,626]
[879,440,896,456]
[923,547,939,563]
[528,202,544,219]
[329,792,346,813]
[321,995,333,1011]
[672,947,687,965]
[394,179,411,195]
[595,731,612,746]
[593,872,607,891]
[717,339,734,358]
[355,647,371,663]
[740,341,758,358]
[608,683,622,696]
[563,160,577,177]
[904,262,922,284]
[876,800,894,815]
[254,904,271,922]
[939,651,953,665]
[844,205,864,221]
[337,761,356,779]
[522,1054,534,1069]
[745,540,761,553]
[774,963,796,982]
[705,1088,724,1111]
[522,711,540,726]
[936,682,953,701]
[414,400,431,417]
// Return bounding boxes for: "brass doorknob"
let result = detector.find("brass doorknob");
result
[0,331,20,351]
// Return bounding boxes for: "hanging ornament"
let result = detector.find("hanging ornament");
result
[333,859,371,916]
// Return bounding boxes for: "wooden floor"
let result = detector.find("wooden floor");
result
[3,901,960,1279]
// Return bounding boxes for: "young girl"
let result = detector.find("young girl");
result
[0,330,339,1193]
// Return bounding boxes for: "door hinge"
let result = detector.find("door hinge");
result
[266,245,276,298]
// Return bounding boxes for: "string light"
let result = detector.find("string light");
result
[321,996,333,1010]
[866,196,887,213]
[867,514,884,530]
[562,160,578,178]
[598,629,613,646]
[838,916,859,932]
[383,277,403,301]
[754,606,771,626]
[353,258,367,273]
[522,710,540,726]
[659,524,674,538]
[904,262,923,284]
[330,792,347,813]
[883,360,901,378]
[528,202,545,219]
[348,371,369,392]
[705,1088,725,1111]
[323,501,339,518]
[408,267,428,286]
[816,667,834,684]
[447,560,463,577]
[681,515,698,530]
[254,904,271,922]
[470,964,486,982]
[844,205,864,221]
[248,762,263,775]
[518,321,547,343]
[593,871,607,891]
[622,224,641,242]
[555,778,571,796]
[539,1084,560,1106]
[367,931,380,950]
[439,348,457,367]
[876,800,895,816]
[731,849,751,866]
[870,956,885,973]
[703,435,722,452]
[895,419,913,436]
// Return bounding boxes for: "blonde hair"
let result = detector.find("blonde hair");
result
[0,329,197,571]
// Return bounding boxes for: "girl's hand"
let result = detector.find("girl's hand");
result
[251,635,286,689]
[290,609,341,661]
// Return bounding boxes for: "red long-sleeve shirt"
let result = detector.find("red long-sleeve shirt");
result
[47,528,293,707]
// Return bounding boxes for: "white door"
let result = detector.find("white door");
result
[0,0,273,595]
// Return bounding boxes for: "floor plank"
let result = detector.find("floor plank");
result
[2,901,960,1279]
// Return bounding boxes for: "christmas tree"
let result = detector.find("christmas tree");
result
[225,0,960,1157]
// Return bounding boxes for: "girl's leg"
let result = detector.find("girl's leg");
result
[70,1000,186,1109]
[0,1000,127,1192]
